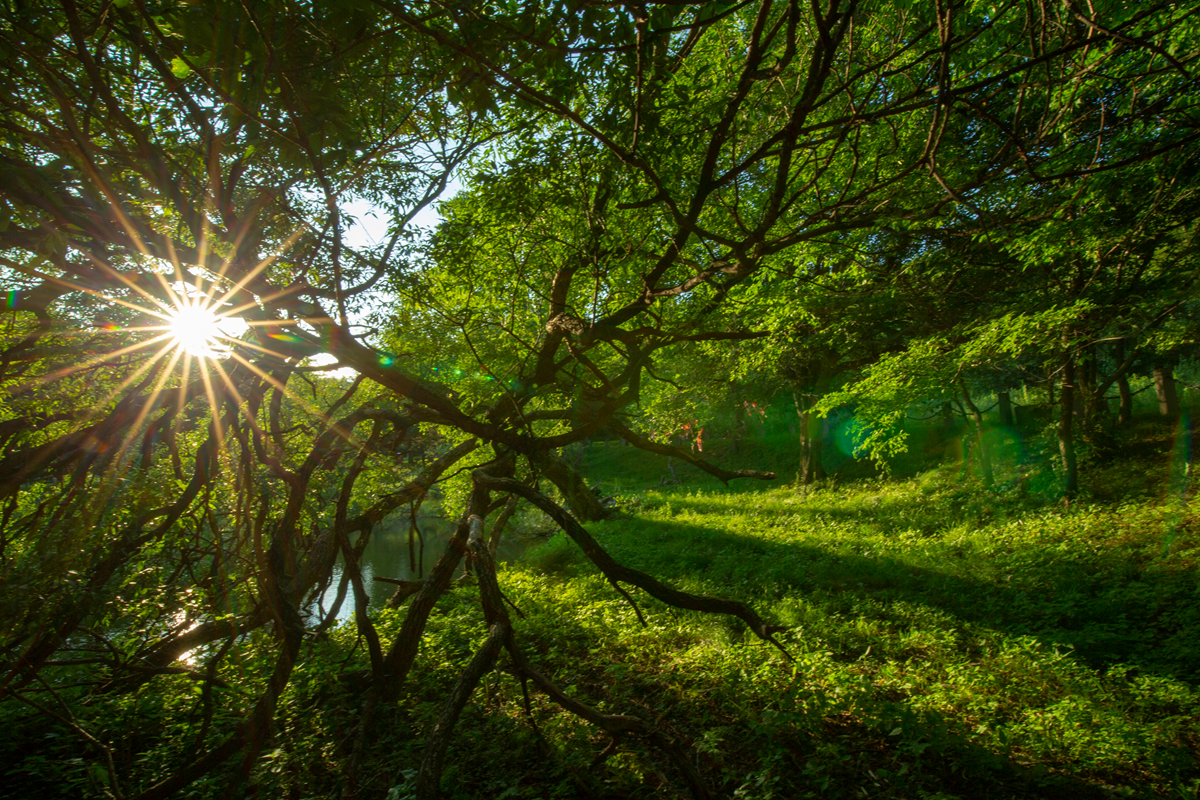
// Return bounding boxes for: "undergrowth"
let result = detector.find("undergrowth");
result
[7,415,1197,799]
[482,428,1199,798]
[309,417,1198,798]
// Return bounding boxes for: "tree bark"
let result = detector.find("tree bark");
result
[1117,373,1133,425]
[1078,346,1102,423]
[1115,340,1134,425]
[488,493,519,557]
[532,451,609,521]
[939,400,954,431]
[960,382,993,486]
[793,390,825,484]
[998,391,1013,427]
[1059,351,1078,500]
[1153,364,1180,417]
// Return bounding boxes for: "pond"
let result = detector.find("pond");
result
[316,509,535,621]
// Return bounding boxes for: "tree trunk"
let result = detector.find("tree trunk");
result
[793,390,825,484]
[316,568,351,633]
[960,382,993,486]
[532,452,609,521]
[732,396,746,455]
[1153,364,1180,417]
[1117,374,1133,425]
[1115,340,1133,425]
[939,401,954,431]
[488,494,519,557]
[998,391,1013,427]
[1059,352,1078,500]
[1078,347,1102,424]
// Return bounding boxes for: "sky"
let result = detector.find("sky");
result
[299,182,462,375]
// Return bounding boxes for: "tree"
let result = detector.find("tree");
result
[1,0,1196,796]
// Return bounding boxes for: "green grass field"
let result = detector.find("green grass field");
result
[391,417,1190,796]
[62,415,1196,800]
[405,416,1199,799]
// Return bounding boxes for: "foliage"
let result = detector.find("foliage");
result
[12,426,1196,798]
[0,0,1197,797]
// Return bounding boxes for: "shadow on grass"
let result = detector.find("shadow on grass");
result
[578,508,1200,685]
[493,564,1148,800]
[569,412,1199,684]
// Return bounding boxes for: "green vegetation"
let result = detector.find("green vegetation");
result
[464,416,1190,797]
[1,0,1197,797]
[12,416,1196,799]
[516,427,1198,798]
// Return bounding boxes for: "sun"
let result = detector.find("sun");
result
[168,302,224,357]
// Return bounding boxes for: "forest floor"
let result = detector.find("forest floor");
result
[381,413,1199,800]
[105,413,1199,800]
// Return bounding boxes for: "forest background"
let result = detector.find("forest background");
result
[0,0,1198,798]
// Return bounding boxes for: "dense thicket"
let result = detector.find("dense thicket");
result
[0,0,1196,797]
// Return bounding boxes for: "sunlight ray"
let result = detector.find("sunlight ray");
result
[196,355,229,454]
[101,345,189,478]
[209,222,316,309]
[0,340,172,510]
[175,346,195,419]
[218,295,303,321]
[72,342,181,429]
[38,355,170,511]
[219,334,315,363]
[80,160,238,310]
[205,358,306,467]
[224,351,431,495]
[75,234,190,313]
[225,350,353,425]
[225,351,372,454]
[0,256,180,324]
[148,270,189,315]
[161,229,191,292]
[74,352,181,508]
[193,197,215,294]
[84,165,167,262]
[167,301,226,357]
[83,323,180,336]
[7,332,178,395]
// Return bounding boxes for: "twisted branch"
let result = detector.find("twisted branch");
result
[477,476,792,659]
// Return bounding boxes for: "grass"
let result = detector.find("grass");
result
[28,414,1194,799]
[468,415,1200,798]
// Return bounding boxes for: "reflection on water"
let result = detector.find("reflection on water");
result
[315,511,532,621]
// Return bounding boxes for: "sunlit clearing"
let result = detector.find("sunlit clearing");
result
[169,302,224,357]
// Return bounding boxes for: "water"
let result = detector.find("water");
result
[315,511,533,621]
